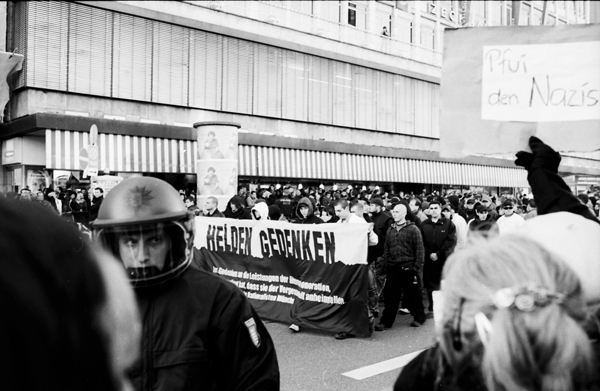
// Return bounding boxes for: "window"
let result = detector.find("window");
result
[347,2,367,29]
[348,3,356,26]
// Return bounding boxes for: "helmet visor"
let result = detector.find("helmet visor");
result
[95,220,192,287]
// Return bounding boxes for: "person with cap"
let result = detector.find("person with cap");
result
[496,199,525,235]
[468,203,499,237]
[480,194,499,221]
[91,177,280,391]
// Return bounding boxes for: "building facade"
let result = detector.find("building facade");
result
[1,0,599,195]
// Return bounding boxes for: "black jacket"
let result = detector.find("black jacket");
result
[420,217,457,263]
[131,258,280,391]
[292,197,323,224]
[224,196,252,220]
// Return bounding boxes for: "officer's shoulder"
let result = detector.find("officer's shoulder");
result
[186,265,246,297]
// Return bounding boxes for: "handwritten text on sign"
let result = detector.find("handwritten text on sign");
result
[481,42,600,122]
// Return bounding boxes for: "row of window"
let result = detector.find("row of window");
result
[11,1,440,138]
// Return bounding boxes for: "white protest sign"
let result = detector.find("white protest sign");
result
[481,42,600,122]
[440,25,600,158]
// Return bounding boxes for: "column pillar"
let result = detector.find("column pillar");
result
[193,121,241,212]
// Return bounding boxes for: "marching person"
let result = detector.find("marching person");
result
[375,202,426,330]
[204,196,225,218]
[92,177,280,391]
[333,199,378,340]
[421,200,457,316]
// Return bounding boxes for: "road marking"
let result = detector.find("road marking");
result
[342,350,425,380]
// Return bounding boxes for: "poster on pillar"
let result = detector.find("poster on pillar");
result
[194,122,240,212]
[439,24,600,158]
[193,218,371,337]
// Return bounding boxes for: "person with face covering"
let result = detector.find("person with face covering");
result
[292,197,324,224]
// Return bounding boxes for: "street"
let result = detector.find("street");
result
[265,307,436,391]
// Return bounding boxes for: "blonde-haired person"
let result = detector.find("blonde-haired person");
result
[393,234,597,391]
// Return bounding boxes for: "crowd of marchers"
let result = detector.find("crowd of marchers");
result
[1,137,600,391]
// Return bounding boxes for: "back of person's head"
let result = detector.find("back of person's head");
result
[439,234,595,391]
[0,197,139,391]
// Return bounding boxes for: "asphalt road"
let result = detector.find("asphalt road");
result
[265,307,437,391]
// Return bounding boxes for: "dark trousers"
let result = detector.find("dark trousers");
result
[380,264,425,327]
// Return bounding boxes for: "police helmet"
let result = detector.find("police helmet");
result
[92,177,195,288]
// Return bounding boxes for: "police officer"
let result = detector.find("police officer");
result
[92,177,279,391]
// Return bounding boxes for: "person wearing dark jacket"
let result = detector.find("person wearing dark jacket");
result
[88,187,104,222]
[275,189,295,219]
[204,196,225,218]
[289,197,323,333]
[70,191,90,225]
[467,203,499,237]
[92,177,280,391]
[223,195,252,220]
[292,197,323,224]
[420,200,456,314]
[375,203,426,330]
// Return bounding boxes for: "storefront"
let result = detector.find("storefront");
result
[1,113,531,196]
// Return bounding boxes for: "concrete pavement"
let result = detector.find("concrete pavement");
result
[265,309,436,391]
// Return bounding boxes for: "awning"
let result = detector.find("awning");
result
[239,145,528,187]
[46,130,197,173]
[46,130,527,187]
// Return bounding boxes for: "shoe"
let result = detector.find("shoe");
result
[289,324,300,332]
[426,312,434,319]
[398,308,410,315]
[335,332,356,340]
[410,320,422,327]
[374,323,390,332]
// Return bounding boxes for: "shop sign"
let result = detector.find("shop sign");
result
[429,2,465,24]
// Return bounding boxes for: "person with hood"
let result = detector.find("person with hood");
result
[288,197,324,333]
[292,197,323,224]
[223,195,251,220]
[251,201,269,221]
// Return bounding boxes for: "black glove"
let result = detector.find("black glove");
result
[515,136,562,173]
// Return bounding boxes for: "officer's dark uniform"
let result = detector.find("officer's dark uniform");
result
[92,177,280,391]
[132,260,279,391]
